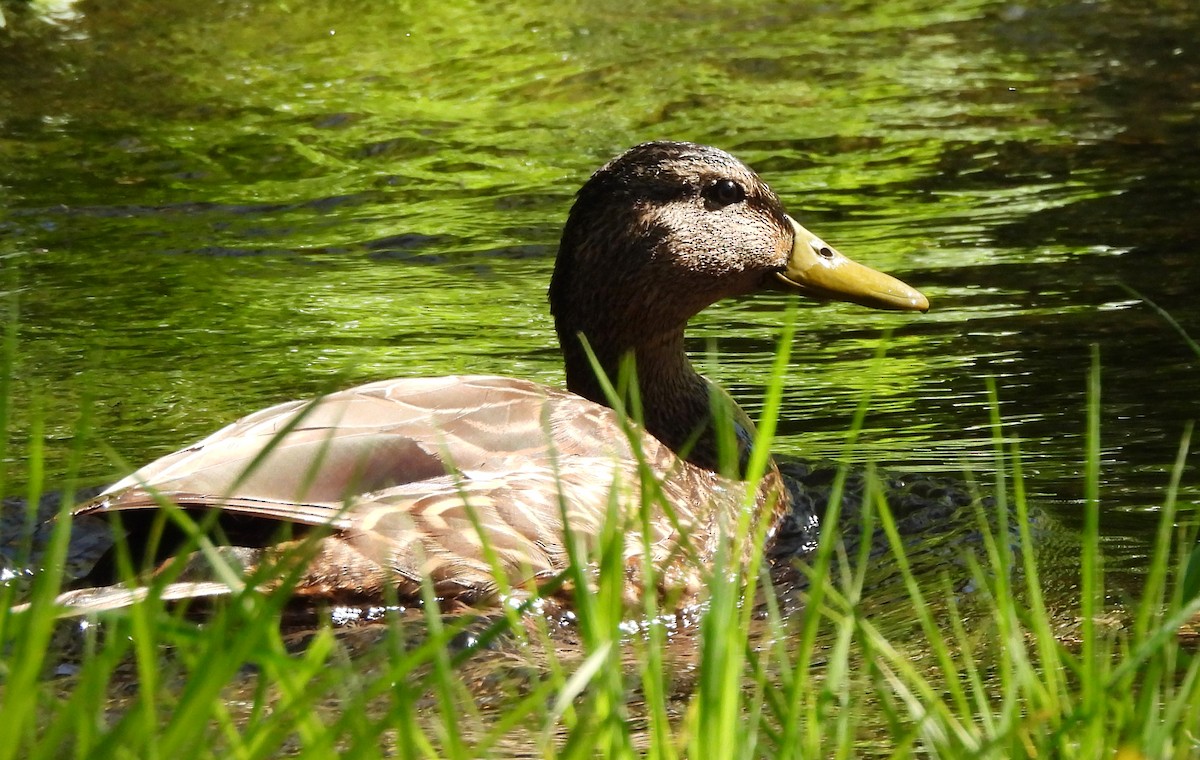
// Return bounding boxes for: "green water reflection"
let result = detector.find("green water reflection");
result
[3,0,1198,535]
[2,0,1199,683]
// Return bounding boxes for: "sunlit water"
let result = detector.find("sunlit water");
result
[2,0,1198,746]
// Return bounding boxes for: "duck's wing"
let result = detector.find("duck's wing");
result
[308,455,669,601]
[85,375,637,514]
[72,375,712,602]
[46,454,704,613]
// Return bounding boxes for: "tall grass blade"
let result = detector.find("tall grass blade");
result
[1079,345,1103,743]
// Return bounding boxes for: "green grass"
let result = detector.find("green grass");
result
[2,322,1199,758]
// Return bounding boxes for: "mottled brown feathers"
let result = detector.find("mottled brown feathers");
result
[73,374,758,606]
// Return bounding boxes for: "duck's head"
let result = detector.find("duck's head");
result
[550,142,927,370]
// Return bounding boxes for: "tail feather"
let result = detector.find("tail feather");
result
[12,581,236,617]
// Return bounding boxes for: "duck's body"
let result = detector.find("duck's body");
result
[56,142,927,612]
[85,375,749,604]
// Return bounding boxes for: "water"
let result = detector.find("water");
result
[1,0,1198,741]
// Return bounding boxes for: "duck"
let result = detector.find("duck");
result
[50,141,928,613]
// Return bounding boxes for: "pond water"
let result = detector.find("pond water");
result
[1,0,1198,744]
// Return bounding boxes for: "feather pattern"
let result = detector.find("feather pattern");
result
[78,376,747,602]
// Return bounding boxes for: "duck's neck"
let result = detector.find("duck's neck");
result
[559,326,749,474]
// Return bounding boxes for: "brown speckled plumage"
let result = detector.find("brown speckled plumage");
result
[54,142,927,613]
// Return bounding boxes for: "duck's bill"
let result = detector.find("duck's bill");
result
[774,217,929,312]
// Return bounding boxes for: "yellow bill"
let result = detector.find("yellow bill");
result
[775,217,929,312]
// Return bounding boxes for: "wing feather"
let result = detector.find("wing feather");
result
[69,375,739,604]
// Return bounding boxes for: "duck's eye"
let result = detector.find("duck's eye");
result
[704,179,746,208]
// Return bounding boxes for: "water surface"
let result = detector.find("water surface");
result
[1,0,1198,745]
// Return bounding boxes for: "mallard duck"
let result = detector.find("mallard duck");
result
[53,142,927,612]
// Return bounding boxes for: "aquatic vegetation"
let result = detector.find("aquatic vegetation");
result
[2,331,1198,758]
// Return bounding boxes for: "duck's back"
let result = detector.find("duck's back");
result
[73,375,738,604]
